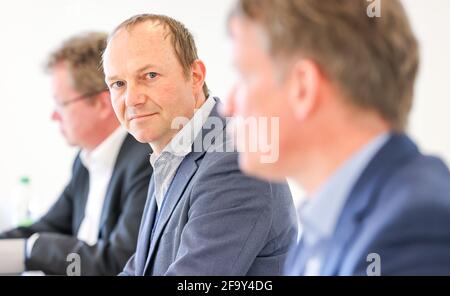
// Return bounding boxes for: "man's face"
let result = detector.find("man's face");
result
[50,62,101,148]
[103,22,198,148]
[225,17,298,180]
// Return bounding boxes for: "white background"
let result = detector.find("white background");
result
[0,0,449,230]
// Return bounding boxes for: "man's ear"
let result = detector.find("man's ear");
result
[287,59,322,121]
[191,59,206,96]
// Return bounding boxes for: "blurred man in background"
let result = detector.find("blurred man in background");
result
[223,0,450,275]
[0,32,152,275]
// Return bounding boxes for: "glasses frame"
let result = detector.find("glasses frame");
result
[54,89,109,111]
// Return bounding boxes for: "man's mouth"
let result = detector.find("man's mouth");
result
[128,113,158,121]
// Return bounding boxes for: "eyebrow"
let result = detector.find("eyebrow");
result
[105,63,158,82]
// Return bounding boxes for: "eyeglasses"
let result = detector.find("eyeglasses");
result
[54,89,109,112]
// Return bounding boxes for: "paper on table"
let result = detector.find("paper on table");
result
[0,239,25,275]
[21,270,45,276]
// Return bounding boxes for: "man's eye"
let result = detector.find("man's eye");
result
[147,72,158,79]
[111,81,125,89]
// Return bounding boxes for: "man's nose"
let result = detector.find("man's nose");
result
[125,82,147,107]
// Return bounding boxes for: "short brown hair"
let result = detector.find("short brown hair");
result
[231,0,419,131]
[46,32,108,96]
[109,14,209,98]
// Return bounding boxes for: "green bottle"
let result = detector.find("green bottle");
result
[12,176,35,227]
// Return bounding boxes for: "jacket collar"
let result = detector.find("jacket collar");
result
[320,133,419,275]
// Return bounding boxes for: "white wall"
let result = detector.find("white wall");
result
[404,0,450,164]
[0,0,449,229]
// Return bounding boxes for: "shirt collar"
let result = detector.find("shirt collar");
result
[149,96,216,167]
[80,127,128,171]
[299,132,390,244]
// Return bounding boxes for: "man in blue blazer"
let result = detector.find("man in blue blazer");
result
[102,14,298,275]
[223,0,450,275]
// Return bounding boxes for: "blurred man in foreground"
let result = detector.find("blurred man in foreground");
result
[223,0,450,275]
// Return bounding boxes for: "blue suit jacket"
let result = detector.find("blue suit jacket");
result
[294,134,450,275]
[121,102,298,275]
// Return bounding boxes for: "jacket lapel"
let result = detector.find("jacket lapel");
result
[143,152,201,273]
[97,135,133,235]
[135,177,157,275]
[320,133,419,275]
[74,158,90,234]
[97,177,116,235]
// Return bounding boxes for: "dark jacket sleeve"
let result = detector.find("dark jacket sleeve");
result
[119,253,137,276]
[24,149,151,275]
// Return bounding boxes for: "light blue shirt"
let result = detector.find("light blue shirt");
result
[291,132,390,275]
